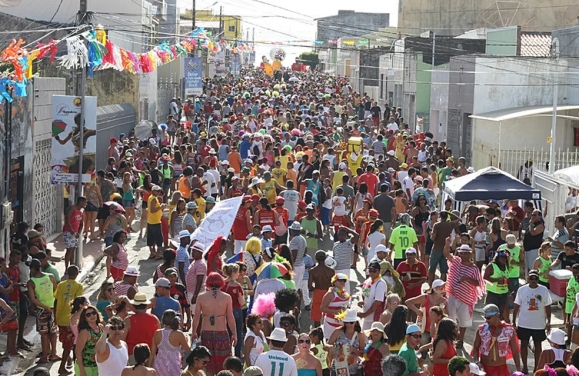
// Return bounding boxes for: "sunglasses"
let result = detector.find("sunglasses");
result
[484,315,497,320]
[298,339,311,344]
[409,334,421,339]
[110,325,124,331]
[337,279,347,282]
[85,311,97,318]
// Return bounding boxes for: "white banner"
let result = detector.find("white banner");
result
[191,196,243,246]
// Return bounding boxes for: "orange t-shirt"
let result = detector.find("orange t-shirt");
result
[286,169,297,186]
[228,151,241,173]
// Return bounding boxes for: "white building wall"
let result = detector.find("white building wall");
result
[473,57,567,114]
[430,68,449,141]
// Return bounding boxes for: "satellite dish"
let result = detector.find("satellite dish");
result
[0,0,21,6]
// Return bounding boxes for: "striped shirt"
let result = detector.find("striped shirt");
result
[114,281,138,297]
[333,240,354,270]
[446,256,485,314]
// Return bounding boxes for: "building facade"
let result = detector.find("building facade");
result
[316,10,389,48]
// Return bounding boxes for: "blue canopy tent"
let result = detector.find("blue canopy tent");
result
[443,167,541,202]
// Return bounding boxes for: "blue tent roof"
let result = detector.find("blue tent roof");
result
[443,167,541,201]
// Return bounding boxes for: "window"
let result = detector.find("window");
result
[228,25,235,32]
[380,74,384,99]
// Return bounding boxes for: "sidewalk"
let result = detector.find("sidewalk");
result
[45,233,106,282]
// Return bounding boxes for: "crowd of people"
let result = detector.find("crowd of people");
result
[6,66,579,376]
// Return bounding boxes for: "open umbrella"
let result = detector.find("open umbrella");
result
[134,120,158,141]
[52,119,67,137]
[288,77,300,82]
[255,262,288,279]
[104,201,125,212]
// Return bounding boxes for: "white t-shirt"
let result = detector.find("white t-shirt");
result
[387,122,399,132]
[281,190,300,220]
[362,278,387,329]
[208,169,220,194]
[402,175,414,197]
[332,196,347,216]
[366,231,386,261]
[255,349,298,376]
[514,284,552,330]
[397,171,408,185]
[203,172,217,197]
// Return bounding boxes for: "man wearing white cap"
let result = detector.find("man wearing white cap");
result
[513,269,552,374]
[396,247,427,302]
[175,230,191,285]
[255,328,298,376]
[358,261,387,330]
[448,356,486,376]
[186,242,207,310]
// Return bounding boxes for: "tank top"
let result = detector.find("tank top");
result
[537,256,553,283]
[486,263,509,294]
[147,195,162,225]
[432,340,456,376]
[105,215,124,239]
[489,232,505,254]
[232,207,250,241]
[178,177,191,199]
[173,162,184,176]
[229,152,241,173]
[153,329,183,376]
[114,281,138,296]
[548,348,567,369]
[474,229,486,251]
[126,313,159,354]
[122,185,134,201]
[363,341,384,375]
[257,209,276,230]
[263,180,277,204]
[111,243,129,271]
[314,343,328,370]
[161,164,172,180]
[219,144,229,161]
[414,210,429,234]
[63,207,83,232]
[172,213,184,236]
[306,180,321,205]
[97,341,129,375]
[301,218,318,250]
[504,245,522,278]
[30,274,55,307]
[324,291,350,331]
[244,330,265,365]
[81,327,102,368]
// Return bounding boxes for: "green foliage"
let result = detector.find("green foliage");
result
[297,52,319,69]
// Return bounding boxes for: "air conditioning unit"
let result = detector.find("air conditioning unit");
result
[152,0,167,21]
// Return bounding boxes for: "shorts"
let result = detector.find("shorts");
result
[475,246,486,262]
[0,319,17,333]
[425,237,433,255]
[516,326,547,342]
[332,215,347,231]
[59,325,75,350]
[372,117,380,126]
[447,294,473,327]
[485,291,508,312]
[63,231,79,249]
[428,250,449,273]
[526,249,539,271]
[122,200,134,208]
[147,223,164,247]
[97,205,110,220]
[142,201,148,209]
[36,309,57,335]
[321,207,331,226]
[105,237,113,247]
[110,265,125,281]
[85,202,99,212]
[168,130,176,136]
[162,179,172,191]
[9,301,19,319]
[311,289,325,322]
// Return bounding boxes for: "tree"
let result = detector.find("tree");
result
[297,52,319,69]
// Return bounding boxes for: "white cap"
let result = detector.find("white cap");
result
[469,363,486,375]
[506,234,517,245]
[178,230,190,239]
[405,247,417,254]
[457,244,472,252]
[267,328,288,342]
[432,279,445,289]
[339,162,347,170]
[387,150,395,156]
[375,244,390,254]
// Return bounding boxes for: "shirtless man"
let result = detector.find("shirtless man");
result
[308,251,335,327]
[192,272,237,376]
[405,141,418,164]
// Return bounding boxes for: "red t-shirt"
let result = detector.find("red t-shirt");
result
[509,206,525,231]
[358,172,379,196]
[396,260,427,300]
[222,282,244,310]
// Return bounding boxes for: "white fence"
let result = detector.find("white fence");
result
[498,148,579,178]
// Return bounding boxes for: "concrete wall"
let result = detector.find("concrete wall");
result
[486,26,520,56]
[430,68,449,141]
[553,26,579,58]
[398,0,579,36]
[447,56,476,162]
[317,11,389,46]
[472,57,565,114]
[96,104,136,169]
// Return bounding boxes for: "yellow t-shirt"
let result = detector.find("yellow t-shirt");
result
[271,168,287,186]
[147,195,162,225]
[53,280,83,326]
[332,171,345,193]
[195,197,206,222]
[262,180,277,204]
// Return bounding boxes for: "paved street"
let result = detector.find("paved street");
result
[6,230,562,375]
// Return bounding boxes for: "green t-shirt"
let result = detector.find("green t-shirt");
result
[398,342,419,375]
[389,225,419,259]
[567,276,579,314]
[43,264,61,283]
[499,244,521,278]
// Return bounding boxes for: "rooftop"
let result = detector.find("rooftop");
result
[520,32,551,57]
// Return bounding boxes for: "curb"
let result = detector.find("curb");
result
[78,253,106,283]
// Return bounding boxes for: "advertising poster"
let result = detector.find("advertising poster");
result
[190,196,243,246]
[208,51,226,77]
[51,95,98,184]
[230,53,241,76]
[184,57,203,96]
